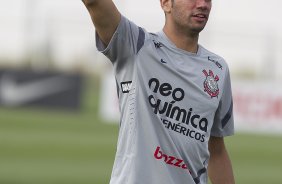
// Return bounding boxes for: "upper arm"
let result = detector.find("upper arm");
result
[82,0,121,46]
[208,136,226,155]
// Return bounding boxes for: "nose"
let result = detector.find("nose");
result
[196,0,211,11]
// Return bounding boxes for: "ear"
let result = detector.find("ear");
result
[160,0,172,14]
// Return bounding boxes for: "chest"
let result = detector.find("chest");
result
[136,43,223,115]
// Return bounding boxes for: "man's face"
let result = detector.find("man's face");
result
[168,0,212,34]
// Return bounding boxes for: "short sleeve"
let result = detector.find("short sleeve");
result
[95,15,145,65]
[211,67,234,137]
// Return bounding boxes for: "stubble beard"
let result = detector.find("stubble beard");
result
[173,16,207,38]
[190,23,207,35]
[171,8,207,37]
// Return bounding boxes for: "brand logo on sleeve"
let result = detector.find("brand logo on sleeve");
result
[203,70,219,98]
[120,81,132,93]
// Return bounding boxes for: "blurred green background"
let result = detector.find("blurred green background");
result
[1,77,282,184]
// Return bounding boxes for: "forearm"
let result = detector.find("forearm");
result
[208,149,235,184]
[81,0,120,45]
[208,136,235,184]
[82,0,98,6]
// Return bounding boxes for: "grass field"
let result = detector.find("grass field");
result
[1,79,282,184]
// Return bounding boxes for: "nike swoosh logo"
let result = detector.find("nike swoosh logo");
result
[0,74,74,106]
[161,59,167,64]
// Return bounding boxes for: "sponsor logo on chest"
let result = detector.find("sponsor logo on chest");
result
[154,146,191,174]
[147,77,208,142]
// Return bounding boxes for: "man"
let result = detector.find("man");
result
[82,0,235,183]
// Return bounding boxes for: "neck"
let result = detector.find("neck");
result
[163,26,199,53]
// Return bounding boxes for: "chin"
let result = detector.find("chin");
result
[190,26,205,34]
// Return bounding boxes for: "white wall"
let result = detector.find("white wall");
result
[0,0,281,77]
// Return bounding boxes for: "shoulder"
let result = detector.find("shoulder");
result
[121,15,154,43]
[199,45,229,72]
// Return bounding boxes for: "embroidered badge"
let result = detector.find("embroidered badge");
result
[203,70,219,98]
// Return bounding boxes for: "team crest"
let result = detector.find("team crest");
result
[203,70,219,98]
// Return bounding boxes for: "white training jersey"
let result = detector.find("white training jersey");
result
[96,16,234,184]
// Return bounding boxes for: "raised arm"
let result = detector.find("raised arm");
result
[82,0,121,46]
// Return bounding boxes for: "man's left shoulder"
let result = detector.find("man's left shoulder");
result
[199,45,229,71]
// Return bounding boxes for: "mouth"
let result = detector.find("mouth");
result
[192,13,208,21]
